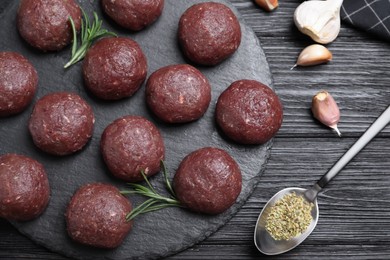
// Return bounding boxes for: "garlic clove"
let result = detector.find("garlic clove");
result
[255,0,278,12]
[292,44,332,69]
[294,0,344,44]
[311,90,341,137]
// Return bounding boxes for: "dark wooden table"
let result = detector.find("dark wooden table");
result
[1,0,390,259]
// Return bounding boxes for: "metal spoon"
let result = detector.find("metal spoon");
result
[254,105,390,255]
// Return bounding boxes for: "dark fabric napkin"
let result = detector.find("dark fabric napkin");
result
[341,0,390,41]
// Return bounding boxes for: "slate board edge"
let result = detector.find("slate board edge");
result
[1,0,275,259]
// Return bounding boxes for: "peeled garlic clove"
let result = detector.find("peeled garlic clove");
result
[312,90,341,136]
[292,44,332,69]
[294,0,343,44]
[255,0,278,12]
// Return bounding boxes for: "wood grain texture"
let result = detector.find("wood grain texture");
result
[1,0,390,259]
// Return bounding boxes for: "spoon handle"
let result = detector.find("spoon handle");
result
[317,105,390,188]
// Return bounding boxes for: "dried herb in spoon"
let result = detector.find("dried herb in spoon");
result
[64,9,117,68]
[121,161,183,221]
[265,192,314,240]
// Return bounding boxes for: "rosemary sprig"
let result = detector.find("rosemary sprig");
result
[121,161,183,221]
[64,8,117,68]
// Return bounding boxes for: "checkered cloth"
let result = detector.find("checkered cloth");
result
[341,0,390,41]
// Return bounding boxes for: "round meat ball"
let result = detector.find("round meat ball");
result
[173,147,242,215]
[146,64,211,123]
[101,115,165,182]
[66,183,132,248]
[215,79,283,145]
[0,154,50,221]
[178,2,241,66]
[17,0,81,51]
[28,92,95,156]
[102,0,164,31]
[83,37,147,100]
[0,52,38,117]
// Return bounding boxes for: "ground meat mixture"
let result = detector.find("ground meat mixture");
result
[0,154,50,221]
[28,92,95,156]
[0,52,38,117]
[101,115,165,182]
[145,64,211,123]
[66,183,132,248]
[178,2,241,66]
[17,0,81,51]
[173,147,242,215]
[83,37,147,100]
[215,79,283,145]
[102,0,164,31]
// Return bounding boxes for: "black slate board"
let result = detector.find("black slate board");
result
[0,0,273,259]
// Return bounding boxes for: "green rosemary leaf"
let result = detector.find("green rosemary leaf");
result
[126,201,182,221]
[127,183,148,190]
[130,189,155,198]
[95,29,117,39]
[128,183,153,194]
[126,198,158,221]
[141,202,182,214]
[140,192,178,204]
[119,190,136,195]
[80,8,89,42]
[161,160,176,197]
[93,12,100,28]
[140,170,157,194]
[69,17,77,57]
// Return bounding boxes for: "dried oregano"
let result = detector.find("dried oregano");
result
[265,192,314,240]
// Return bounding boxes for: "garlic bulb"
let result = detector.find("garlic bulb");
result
[292,44,332,69]
[294,0,344,44]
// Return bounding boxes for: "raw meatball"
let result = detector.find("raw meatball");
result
[0,52,38,117]
[146,64,211,123]
[83,37,147,100]
[173,147,242,215]
[0,154,50,221]
[28,92,95,156]
[178,2,241,66]
[102,0,164,31]
[17,0,81,51]
[66,183,132,248]
[101,116,165,182]
[215,79,283,145]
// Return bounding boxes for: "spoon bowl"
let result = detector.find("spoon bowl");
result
[254,188,319,255]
